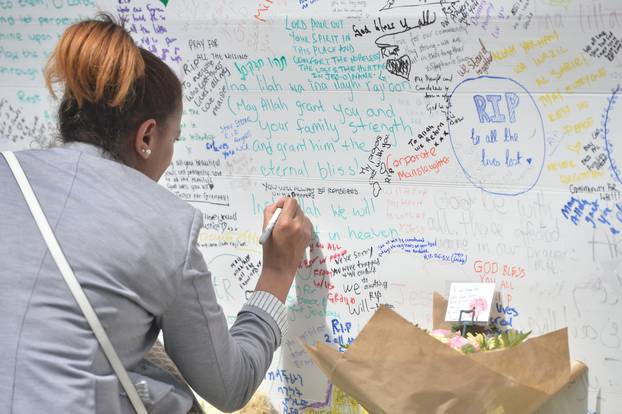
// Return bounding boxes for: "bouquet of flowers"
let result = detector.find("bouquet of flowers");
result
[305,293,586,414]
[429,327,531,354]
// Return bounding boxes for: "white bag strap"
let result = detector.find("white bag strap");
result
[2,151,148,414]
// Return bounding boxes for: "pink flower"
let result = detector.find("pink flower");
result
[448,334,470,350]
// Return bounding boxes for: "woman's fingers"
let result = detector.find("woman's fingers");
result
[264,197,310,246]
[281,197,299,219]
[263,203,279,229]
[263,197,291,229]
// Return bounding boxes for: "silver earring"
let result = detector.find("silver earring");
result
[142,148,152,157]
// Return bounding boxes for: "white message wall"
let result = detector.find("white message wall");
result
[1,0,621,412]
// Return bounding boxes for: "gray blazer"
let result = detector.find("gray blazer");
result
[0,143,282,413]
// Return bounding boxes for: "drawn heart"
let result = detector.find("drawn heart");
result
[567,141,581,154]
[527,157,533,165]
[386,55,411,81]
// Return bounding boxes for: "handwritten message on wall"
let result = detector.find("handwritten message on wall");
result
[1,0,621,412]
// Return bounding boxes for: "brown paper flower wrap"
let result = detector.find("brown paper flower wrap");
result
[304,293,586,414]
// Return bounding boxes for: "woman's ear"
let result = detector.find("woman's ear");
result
[134,118,157,159]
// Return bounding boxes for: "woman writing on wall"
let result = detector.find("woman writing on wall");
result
[0,14,312,414]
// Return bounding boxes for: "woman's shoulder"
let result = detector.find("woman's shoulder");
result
[15,143,199,233]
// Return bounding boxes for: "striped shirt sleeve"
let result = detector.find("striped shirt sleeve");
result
[240,291,288,345]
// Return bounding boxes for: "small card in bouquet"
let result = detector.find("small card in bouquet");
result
[444,282,496,322]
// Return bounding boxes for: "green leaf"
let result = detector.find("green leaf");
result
[461,343,477,354]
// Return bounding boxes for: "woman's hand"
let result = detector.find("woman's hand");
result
[254,197,313,303]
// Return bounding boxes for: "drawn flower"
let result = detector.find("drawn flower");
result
[468,297,489,318]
